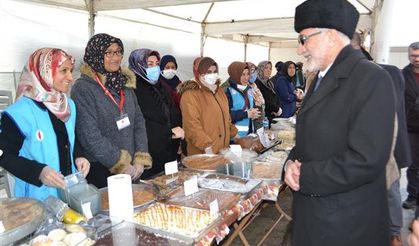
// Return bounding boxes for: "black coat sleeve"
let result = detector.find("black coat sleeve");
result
[0,113,45,186]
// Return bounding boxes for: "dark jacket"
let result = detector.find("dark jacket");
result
[274,75,297,118]
[380,64,412,168]
[134,76,182,178]
[403,64,419,133]
[288,46,395,246]
[255,78,280,122]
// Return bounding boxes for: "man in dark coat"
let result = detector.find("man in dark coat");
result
[351,32,412,246]
[402,42,419,210]
[283,1,396,245]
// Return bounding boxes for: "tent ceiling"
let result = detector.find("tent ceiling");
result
[18,0,376,46]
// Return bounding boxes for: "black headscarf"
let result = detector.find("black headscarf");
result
[159,55,181,90]
[282,61,297,82]
[83,33,126,93]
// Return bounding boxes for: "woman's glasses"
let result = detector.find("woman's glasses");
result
[105,50,123,57]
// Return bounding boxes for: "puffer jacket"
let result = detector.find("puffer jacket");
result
[179,80,238,155]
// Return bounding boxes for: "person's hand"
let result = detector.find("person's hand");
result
[284,160,302,191]
[122,165,136,179]
[277,107,283,117]
[204,146,214,154]
[409,219,419,246]
[75,157,90,178]
[39,166,66,189]
[132,164,144,181]
[247,108,261,119]
[171,127,185,139]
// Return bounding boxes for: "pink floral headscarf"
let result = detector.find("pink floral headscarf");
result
[16,48,75,122]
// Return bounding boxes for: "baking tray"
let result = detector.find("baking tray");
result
[132,202,220,243]
[99,183,156,212]
[182,154,229,173]
[0,197,45,245]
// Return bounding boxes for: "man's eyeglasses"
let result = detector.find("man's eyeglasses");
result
[105,50,123,58]
[298,31,322,45]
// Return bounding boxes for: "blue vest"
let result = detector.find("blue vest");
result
[5,96,76,201]
[228,87,254,137]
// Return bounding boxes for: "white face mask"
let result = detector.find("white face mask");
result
[237,84,248,91]
[204,73,218,85]
[161,69,177,79]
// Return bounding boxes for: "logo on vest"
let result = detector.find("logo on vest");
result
[36,130,44,141]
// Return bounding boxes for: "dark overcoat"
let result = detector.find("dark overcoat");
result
[288,46,395,246]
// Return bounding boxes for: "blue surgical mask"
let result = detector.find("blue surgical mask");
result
[249,72,257,83]
[146,66,161,84]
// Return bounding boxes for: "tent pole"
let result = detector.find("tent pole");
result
[87,0,96,37]
[200,24,206,57]
[244,34,249,62]
[268,42,272,61]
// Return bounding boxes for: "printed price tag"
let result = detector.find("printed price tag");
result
[164,160,178,175]
[184,176,199,196]
[209,199,219,217]
[257,127,270,148]
[230,144,242,157]
[82,202,93,219]
[0,221,5,233]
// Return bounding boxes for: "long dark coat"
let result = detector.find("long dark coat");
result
[134,76,182,178]
[288,46,395,246]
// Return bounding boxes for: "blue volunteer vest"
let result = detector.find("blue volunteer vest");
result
[5,96,76,201]
[228,87,254,137]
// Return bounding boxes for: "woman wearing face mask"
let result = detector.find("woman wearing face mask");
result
[71,34,151,188]
[246,62,265,131]
[159,55,182,110]
[129,49,183,178]
[255,61,282,124]
[274,61,303,118]
[0,48,90,200]
[178,57,238,155]
[225,62,260,137]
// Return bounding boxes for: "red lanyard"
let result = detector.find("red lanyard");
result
[95,74,125,113]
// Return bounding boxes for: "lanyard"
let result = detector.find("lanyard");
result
[94,74,125,113]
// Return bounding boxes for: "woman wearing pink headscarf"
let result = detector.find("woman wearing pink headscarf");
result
[0,48,90,201]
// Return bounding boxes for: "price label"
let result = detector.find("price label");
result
[230,144,242,157]
[184,176,199,196]
[82,202,93,219]
[257,127,270,148]
[209,199,219,217]
[164,160,178,176]
[0,221,5,233]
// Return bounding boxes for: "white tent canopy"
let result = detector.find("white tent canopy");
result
[17,0,375,50]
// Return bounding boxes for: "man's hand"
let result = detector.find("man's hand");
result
[284,160,302,191]
[39,166,66,189]
[75,157,90,178]
[409,219,419,246]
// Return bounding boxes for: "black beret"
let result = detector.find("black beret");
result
[294,0,360,39]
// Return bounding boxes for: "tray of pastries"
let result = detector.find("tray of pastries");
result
[165,187,240,212]
[0,197,45,245]
[133,203,218,241]
[100,183,156,211]
[182,154,229,172]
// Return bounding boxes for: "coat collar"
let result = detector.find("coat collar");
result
[79,64,137,89]
[299,46,366,115]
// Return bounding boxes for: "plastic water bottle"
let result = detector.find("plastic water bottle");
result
[263,117,269,130]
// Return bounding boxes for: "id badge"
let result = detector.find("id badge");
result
[116,113,130,130]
